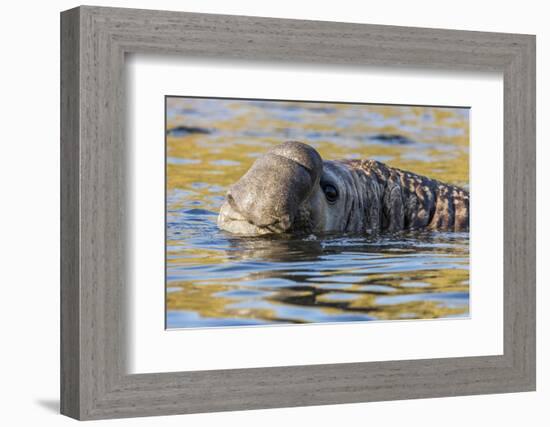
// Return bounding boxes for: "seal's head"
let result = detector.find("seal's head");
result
[218,141,360,235]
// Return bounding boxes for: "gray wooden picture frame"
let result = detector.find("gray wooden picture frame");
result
[60,5,536,421]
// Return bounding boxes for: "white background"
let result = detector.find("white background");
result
[0,0,547,426]
[129,58,503,373]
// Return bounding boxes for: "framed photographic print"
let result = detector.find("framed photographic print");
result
[61,6,536,420]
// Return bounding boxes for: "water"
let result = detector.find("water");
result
[166,97,470,328]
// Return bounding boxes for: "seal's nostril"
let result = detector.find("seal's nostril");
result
[226,192,238,210]
[226,192,250,222]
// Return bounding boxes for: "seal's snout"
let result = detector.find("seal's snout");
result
[268,141,323,178]
[218,141,323,235]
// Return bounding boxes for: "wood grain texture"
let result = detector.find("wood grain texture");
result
[60,5,536,420]
[60,7,80,419]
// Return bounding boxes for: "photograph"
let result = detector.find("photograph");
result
[165,96,470,329]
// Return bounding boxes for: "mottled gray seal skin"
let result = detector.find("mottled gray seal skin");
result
[218,141,469,236]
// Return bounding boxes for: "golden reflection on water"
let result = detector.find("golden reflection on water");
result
[166,97,469,328]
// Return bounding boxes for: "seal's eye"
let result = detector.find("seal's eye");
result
[322,183,338,203]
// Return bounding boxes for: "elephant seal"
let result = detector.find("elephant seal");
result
[218,141,469,236]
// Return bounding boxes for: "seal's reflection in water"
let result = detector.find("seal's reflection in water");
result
[224,232,469,324]
[166,207,469,328]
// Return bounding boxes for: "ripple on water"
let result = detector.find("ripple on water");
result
[376,292,469,307]
[166,230,470,327]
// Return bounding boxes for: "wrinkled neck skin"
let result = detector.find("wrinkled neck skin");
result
[217,142,469,236]
[318,159,469,234]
